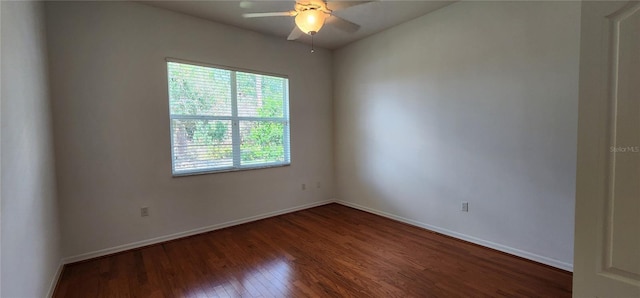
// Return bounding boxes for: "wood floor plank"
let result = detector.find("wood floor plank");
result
[53,204,572,297]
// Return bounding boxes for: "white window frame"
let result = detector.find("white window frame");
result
[167,58,291,176]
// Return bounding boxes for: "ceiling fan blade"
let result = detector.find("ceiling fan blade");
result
[327,1,371,11]
[242,11,295,18]
[287,26,304,41]
[326,15,361,33]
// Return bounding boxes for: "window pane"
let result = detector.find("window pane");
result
[168,62,232,116]
[240,120,286,165]
[172,119,233,172]
[237,72,285,118]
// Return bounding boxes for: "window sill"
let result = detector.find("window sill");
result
[172,162,291,177]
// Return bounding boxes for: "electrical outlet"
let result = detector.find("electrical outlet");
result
[461,202,469,212]
[141,207,149,217]
[301,183,306,190]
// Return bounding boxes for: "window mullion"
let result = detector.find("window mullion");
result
[230,71,241,168]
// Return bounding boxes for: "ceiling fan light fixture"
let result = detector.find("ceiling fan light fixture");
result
[295,9,325,35]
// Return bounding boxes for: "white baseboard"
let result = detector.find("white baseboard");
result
[59,198,572,272]
[335,200,573,272]
[47,260,65,298]
[62,200,334,264]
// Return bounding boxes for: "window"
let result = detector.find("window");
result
[167,60,290,176]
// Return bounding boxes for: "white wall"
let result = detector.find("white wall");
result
[1,1,62,296]
[334,1,580,270]
[45,2,334,259]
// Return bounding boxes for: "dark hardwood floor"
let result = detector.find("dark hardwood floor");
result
[54,203,572,297]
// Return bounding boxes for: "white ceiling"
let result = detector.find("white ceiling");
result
[142,1,455,50]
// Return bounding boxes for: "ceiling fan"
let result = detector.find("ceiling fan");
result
[242,0,367,41]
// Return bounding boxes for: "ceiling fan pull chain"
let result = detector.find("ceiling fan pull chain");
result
[311,34,315,53]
